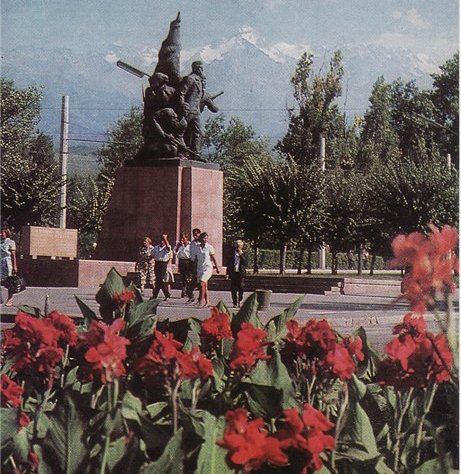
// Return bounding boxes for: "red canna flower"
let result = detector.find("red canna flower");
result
[177,348,213,380]
[28,451,39,466]
[276,405,335,472]
[1,374,23,408]
[134,330,183,387]
[19,411,31,430]
[47,310,78,346]
[325,345,356,381]
[283,319,360,382]
[229,323,270,372]
[2,312,67,376]
[391,225,458,313]
[201,307,233,344]
[377,313,454,390]
[112,289,135,307]
[78,319,130,384]
[218,408,288,472]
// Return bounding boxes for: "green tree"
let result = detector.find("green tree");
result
[230,156,327,274]
[389,79,439,161]
[203,115,272,171]
[323,170,368,274]
[67,173,115,257]
[1,79,61,229]
[98,106,143,179]
[278,51,347,168]
[366,157,458,251]
[431,51,459,167]
[356,77,400,170]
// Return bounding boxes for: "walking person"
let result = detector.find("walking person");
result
[151,234,172,301]
[174,233,193,298]
[135,237,155,295]
[226,240,247,308]
[187,228,201,302]
[193,232,219,307]
[1,227,18,306]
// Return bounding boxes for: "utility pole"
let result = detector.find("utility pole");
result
[59,95,69,228]
[319,133,326,270]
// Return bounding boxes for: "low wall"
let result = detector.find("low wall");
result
[19,258,136,288]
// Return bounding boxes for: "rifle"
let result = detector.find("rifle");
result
[116,60,150,78]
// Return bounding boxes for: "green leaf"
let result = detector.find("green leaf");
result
[139,415,171,451]
[231,293,262,335]
[264,295,303,344]
[126,299,159,328]
[353,326,381,381]
[41,393,90,474]
[75,296,98,326]
[414,457,449,474]
[17,304,42,318]
[140,428,184,474]
[212,358,226,393]
[242,383,283,418]
[337,400,381,462]
[215,300,232,317]
[107,436,130,471]
[0,407,18,448]
[121,391,143,424]
[145,402,169,421]
[248,347,298,410]
[95,267,126,322]
[195,413,230,474]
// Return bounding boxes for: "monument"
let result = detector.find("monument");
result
[94,13,224,265]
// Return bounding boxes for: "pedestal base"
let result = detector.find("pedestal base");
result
[94,159,223,264]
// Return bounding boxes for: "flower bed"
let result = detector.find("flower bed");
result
[1,226,458,473]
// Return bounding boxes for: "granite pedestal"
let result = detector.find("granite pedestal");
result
[94,159,224,264]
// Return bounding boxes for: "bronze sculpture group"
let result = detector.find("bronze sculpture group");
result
[138,13,221,161]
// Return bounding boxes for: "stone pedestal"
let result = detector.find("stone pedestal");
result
[94,159,224,265]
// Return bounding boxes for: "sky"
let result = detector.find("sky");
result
[2,0,458,66]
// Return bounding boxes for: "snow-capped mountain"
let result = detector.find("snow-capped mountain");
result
[2,27,442,147]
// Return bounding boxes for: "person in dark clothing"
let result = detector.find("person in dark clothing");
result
[174,232,193,298]
[226,240,247,308]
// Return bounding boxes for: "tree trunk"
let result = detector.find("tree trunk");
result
[357,245,363,276]
[331,251,338,275]
[253,244,259,274]
[306,247,312,274]
[369,254,376,276]
[279,242,287,274]
[297,247,305,275]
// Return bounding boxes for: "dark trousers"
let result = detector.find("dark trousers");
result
[231,272,245,305]
[187,261,198,299]
[178,259,193,297]
[152,261,170,298]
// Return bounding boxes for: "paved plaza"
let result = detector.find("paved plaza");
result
[2,285,457,354]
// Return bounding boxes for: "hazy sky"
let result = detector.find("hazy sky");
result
[2,0,458,65]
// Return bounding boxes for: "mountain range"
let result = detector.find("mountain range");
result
[3,28,442,155]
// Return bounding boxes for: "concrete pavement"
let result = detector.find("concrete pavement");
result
[1,286,457,354]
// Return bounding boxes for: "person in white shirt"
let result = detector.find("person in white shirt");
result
[192,232,219,307]
[187,228,201,303]
[174,232,192,299]
[151,234,172,300]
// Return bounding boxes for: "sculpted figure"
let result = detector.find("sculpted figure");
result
[146,107,188,158]
[177,61,206,155]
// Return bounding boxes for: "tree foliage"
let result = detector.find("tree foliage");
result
[430,51,459,166]
[356,77,400,171]
[366,157,458,250]
[98,106,143,180]
[1,79,61,229]
[229,156,327,273]
[277,50,350,168]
